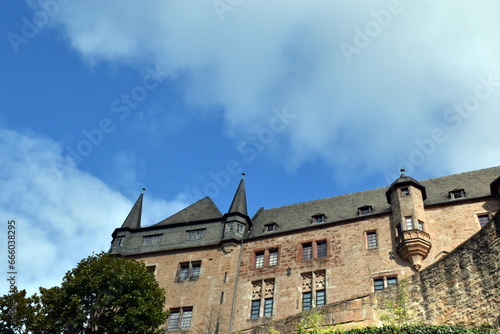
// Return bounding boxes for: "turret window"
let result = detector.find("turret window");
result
[400,187,409,196]
[236,223,245,234]
[405,217,414,230]
[142,235,161,246]
[112,237,124,247]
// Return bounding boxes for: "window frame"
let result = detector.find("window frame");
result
[253,248,280,269]
[366,231,378,249]
[167,307,193,331]
[449,189,466,200]
[358,205,373,216]
[142,235,161,246]
[373,275,398,292]
[250,279,275,319]
[186,229,205,241]
[112,237,124,247]
[300,240,328,261]
[301,270,326,311]
[177,261,202,282]
[477,214,490,228]
[312,214,325,224]
[400,187,410,196]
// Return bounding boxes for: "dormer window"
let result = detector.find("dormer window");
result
[358,205,373,216]
[312,214,325,224]
[449,189,465,200]
[143,235,161,246]
[264,223,278,233]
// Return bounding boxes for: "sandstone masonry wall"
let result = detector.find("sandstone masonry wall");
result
[235,212,500,333]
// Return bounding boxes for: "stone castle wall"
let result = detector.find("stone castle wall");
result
[235,212,500,333]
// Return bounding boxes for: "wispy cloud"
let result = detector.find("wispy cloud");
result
[32,1,500,181]
[0,126,188,295]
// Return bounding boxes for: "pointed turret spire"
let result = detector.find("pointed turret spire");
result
[120,190,144,229]
[228,173,248,216]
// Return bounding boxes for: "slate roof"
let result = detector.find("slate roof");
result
[120,192,143,229]
[250,166,500,237]
[228,177,248,216]
[153,197,223,226]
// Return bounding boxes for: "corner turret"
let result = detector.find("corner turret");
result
[222,174,251,243]
[386,170,431,271]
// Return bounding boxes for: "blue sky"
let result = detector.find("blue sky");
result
[1,0,500,295]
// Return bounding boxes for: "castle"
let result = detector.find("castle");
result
[109,166,500,333]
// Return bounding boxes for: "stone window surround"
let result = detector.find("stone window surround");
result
[251,247,280,269]
[372,273,398,292]
[298,239,329,261]
[365,230,378,249]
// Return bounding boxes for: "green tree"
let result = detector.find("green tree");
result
[0,289,39,334]
[34,252,168,334]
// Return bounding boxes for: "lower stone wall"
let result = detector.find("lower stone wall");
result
[235,212,500,333]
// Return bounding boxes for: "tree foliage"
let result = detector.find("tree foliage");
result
[0,252,168,334]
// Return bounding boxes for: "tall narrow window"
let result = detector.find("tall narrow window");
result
[316,290,326,307]
[366,231,378,249]
[255,251,265,268]
[269,249,279,266]
[417,220,425,231]
[250,279,275,318]
[302,243,313,260]
[405,217,414,230]
[302,292,312,311]
[316,241,327,258]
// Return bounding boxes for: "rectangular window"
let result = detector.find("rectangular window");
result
[302,243,313,260]
[387,277,398,286]
[112,237,124,247]
[401,187,409,196]
[255,252,265,268]
[316,290,326,307]
[366,231,377,249]
[312,215,324,223]
[177,261,201,281]
[225,223,234,233]
[374,278,384,291]
[263,298,273,317]
[358,206,373,216]
[302,271,326,310]
[250,300,260,319]
[187,229,204,241]
[405,217,414,230]
[265,223,277,232]
[449,189,465,200]
[146,265,156,275]
[269,249,278,266]
[301,240,327,260]
[374,276,398,291]
[167,307,193,331]
[316,241,327,258]
[236,223,245,234]
[142,235,161,246]
[478,214,490,228]
[250,279,275,319]
[302,292,312,311]
[417,220,425,231]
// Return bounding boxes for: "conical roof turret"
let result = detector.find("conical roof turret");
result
[120,191,144,229]
[228,174,248,216]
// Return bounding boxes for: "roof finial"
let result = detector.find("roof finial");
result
[400,169,406,177]
[142,187,146,193]
[241,173,245,179]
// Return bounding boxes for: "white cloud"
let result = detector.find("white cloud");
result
[0,126,189,295]
[38,0,500,180]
